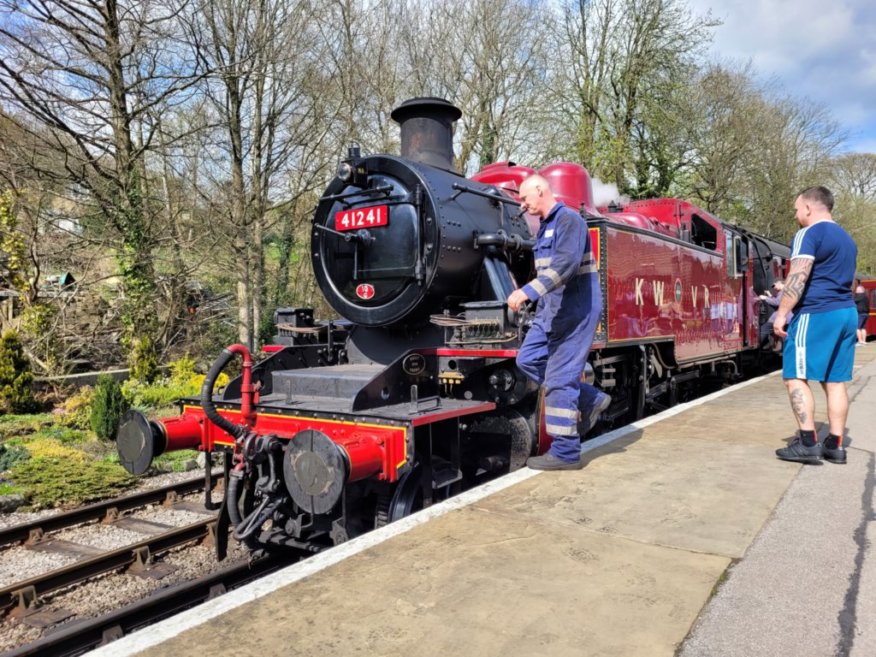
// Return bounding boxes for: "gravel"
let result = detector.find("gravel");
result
[0,467,252,654]
[53,523,153,550]
[0,539,251,653]
[0,545,76,587]
[130,469,210,494]
[0,507,61,530]
[137,506,213,525]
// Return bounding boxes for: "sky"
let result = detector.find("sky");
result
[687,0,876,154]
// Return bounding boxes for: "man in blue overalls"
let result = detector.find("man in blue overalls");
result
[507,174,610,470]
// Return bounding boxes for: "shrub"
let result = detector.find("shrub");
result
[0,330,38,414]
[90,375,129,440]
[169,353,198,381]
[24,437,88,462]
[0,443,30,471]
[58,385,94,430]
[129,335,159,383]
[42,425,91,445]
[8,455,135,508]
[154,449,200,472]
[0,413,54,440]
[0,481,19,496]
[121,355,229,410]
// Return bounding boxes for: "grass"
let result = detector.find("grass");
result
[1,369,223,509]
[10,456,135,508]
[0,413,55,440]
[153,449,201,472]
[0,413,134,509]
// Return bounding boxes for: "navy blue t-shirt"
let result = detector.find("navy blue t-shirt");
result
[789,220,857,313]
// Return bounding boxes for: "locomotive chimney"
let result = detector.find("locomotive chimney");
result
[391,97,462,171]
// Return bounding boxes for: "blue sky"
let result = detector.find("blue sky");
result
[688,0,876,154]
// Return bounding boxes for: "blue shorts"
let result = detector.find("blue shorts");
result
[783,307,858,382]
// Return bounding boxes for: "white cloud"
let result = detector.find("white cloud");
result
[688,0,876,153]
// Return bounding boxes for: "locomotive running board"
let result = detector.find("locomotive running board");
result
[408,400,496,427]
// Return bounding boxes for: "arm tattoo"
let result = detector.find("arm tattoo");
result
[790,388,808,425]
[779,259,813,312]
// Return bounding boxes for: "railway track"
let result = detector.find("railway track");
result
[0,475,220,628]
[0,517,218,620]
[1,554,295,657]
[0,555,289,657]
[0,475,218,549]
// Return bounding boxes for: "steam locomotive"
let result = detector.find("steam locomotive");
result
[116,97,789,559]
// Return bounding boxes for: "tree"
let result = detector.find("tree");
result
[0,0,202,380]
[830,154,876,200]
[741,94,842,239]
[0,189,26,300]
[551,0,718,194]
[193,0,332,350]
[829,153,876,275]
[413,0,549,171]
[91,374,128,440]
[0,329,37,413]
[679,64,766,215]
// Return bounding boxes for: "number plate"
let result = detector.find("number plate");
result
[335,205,388,232]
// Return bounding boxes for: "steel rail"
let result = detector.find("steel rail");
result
[0,517,216,617]
[0,475,215,548]
[2,555,294,657]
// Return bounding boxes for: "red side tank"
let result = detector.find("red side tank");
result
[624,199,683,237]
[471,161,539,235]
[539,162,596,215]
[471,161,535,197]
[599,210,655,232]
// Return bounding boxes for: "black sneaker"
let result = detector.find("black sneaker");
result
[527,453,584,471]
[822,445,847,464]
[776,438,823,464]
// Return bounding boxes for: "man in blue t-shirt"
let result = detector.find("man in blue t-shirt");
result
[773,186,858,465]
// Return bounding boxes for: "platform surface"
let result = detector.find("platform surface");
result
[92,345,876,657]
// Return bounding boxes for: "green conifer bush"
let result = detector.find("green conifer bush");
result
[90,375,129,440]
[0,330,38,414]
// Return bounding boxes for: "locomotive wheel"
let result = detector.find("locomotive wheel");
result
[388,464,424,523]
[467,410,534,473]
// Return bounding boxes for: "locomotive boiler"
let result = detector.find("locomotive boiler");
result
[116,97,789,559]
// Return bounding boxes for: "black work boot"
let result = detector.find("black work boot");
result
[775,437,823,465]
[526,453,584,471]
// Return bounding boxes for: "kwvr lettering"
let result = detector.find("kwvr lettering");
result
[634,278,711,308]
[652,280,665,306]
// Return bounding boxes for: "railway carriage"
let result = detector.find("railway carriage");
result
[115,98,789,559]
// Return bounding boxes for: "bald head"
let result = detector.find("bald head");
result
[519,174,557,218]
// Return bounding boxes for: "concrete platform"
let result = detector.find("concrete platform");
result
[91,345,876,657]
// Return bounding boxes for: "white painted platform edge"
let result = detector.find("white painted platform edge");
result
[88,370,776,656]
